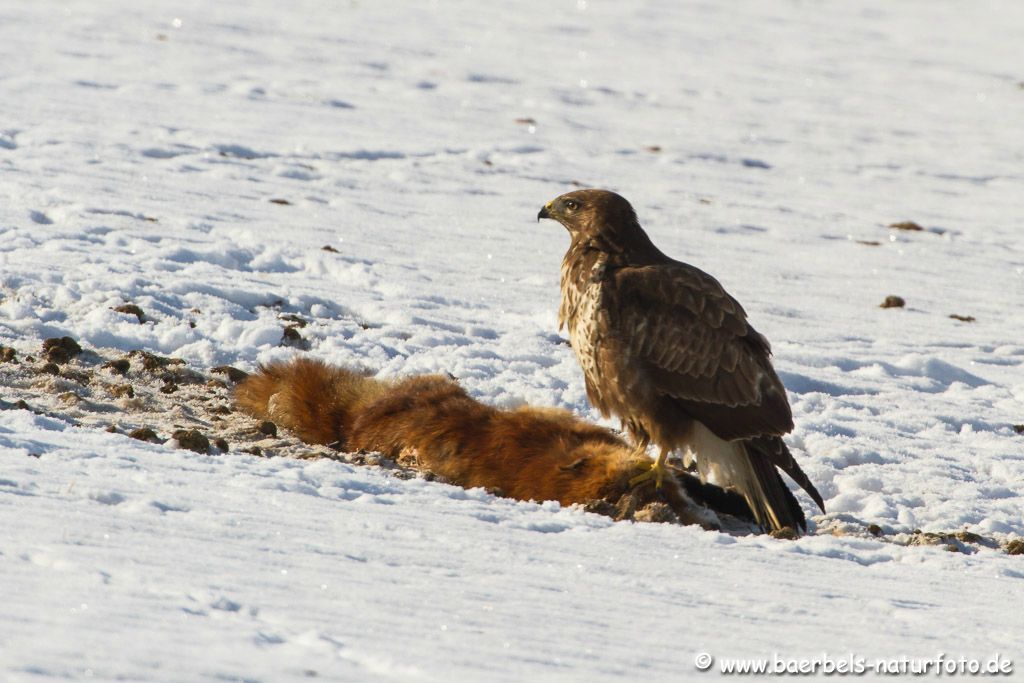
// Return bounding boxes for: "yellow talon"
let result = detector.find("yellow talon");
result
[629,450,669,488]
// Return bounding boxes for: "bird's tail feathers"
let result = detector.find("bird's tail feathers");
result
[740,444,807,533]
[688,423,808,533]
[750,436,825,513]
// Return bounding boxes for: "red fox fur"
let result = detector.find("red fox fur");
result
[235,357,760,529]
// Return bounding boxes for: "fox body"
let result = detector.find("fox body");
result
[236,357,759,529]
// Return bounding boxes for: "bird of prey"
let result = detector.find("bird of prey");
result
[538,189,824,532]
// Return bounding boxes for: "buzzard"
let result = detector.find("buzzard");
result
[538,189,824,532]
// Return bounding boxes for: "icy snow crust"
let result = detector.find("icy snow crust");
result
[1,1,1023,680]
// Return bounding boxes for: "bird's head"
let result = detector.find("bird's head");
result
[537,189,639,240]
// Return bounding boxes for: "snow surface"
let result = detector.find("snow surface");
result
[2,0,1024,680]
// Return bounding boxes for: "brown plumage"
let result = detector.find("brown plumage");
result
[539,188,824,532]
[235,356,759,528]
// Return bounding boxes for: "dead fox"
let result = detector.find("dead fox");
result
[235,357,758,530]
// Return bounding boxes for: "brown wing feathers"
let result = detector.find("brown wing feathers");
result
[613,264,819,515]
[613,266,787,420]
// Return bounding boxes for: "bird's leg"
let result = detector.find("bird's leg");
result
[628,447,670,489]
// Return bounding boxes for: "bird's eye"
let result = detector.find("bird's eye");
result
[564,200,579,211]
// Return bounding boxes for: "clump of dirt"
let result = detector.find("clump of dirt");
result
[43,337,82,364]
[113,304,146,323]
[281,326,309,349]
[889,221,924,231]
[103,359,131,375]
[879,295,905,309]
[211,366,248,383]
[256,420,277,437]
[129,427,161,443]
[129,350,185,372]
[61,368,91,385]
[770,527,799,540]
[280,314,308,328]
[172,429,209,454]
[108,384,135,399]
[1004,539,1024,555]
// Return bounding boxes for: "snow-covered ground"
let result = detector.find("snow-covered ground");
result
[2,1,1023,680]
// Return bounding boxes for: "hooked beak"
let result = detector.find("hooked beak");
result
[537,204,552,222]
